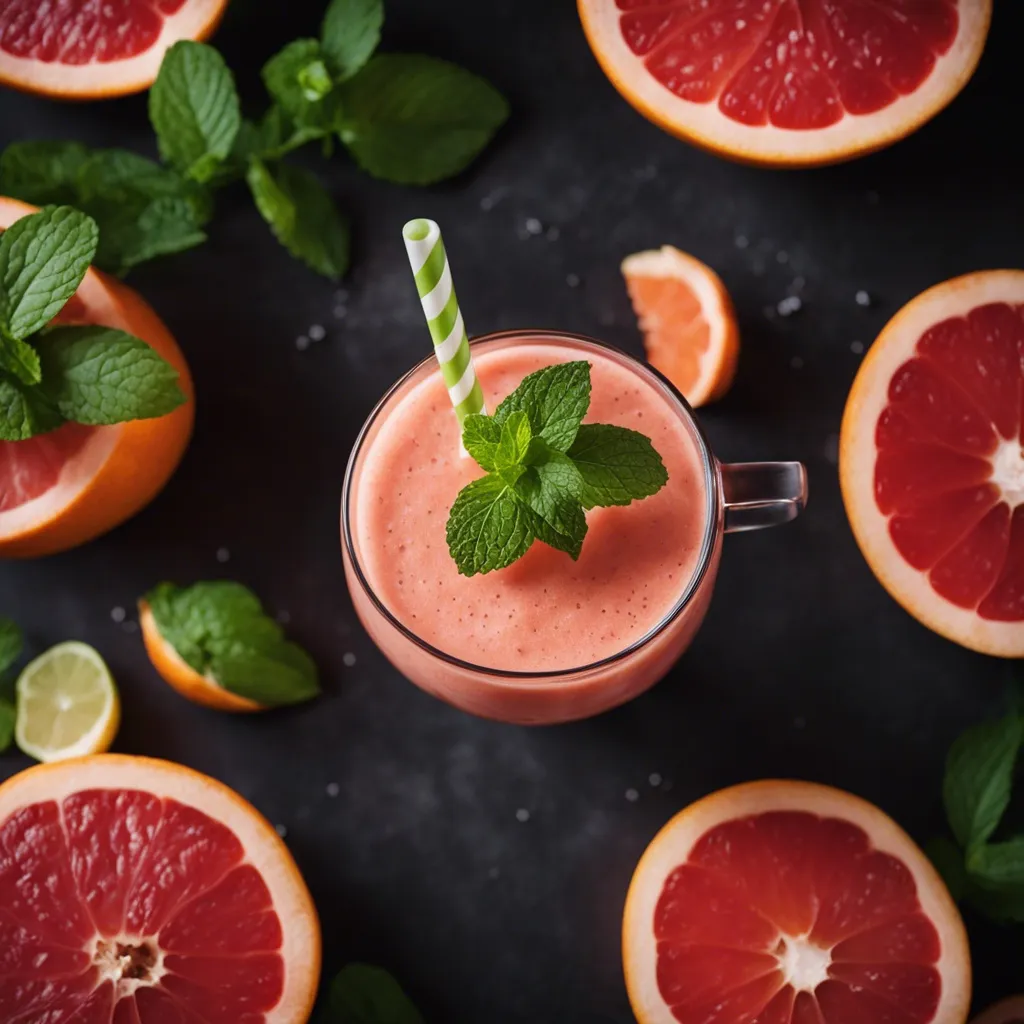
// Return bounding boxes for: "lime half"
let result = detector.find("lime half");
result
[16,642,120,762]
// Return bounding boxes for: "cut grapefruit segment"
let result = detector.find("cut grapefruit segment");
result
[622,245,739,407]
[623,781,970,1024]
[578,0,992,166]
[0,754,320,1023]
[0,0,229,99]
[840,270,1024,657]
[973,998,1024,1024]
[0,196,194,559]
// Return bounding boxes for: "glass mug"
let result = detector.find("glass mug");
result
[342,331,807,724]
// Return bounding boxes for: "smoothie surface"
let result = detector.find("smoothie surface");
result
[353,342,708,672]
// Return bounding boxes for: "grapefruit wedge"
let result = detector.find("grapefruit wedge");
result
[0,0,228,99]
[0,196,194,559]
[0,754,320,1023]
[623,781,971,1024]
[578,0,992,166]
[974,999,1024,1024]
[840,271,1024,658]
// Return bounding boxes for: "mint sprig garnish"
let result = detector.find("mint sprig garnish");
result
[446,361,668,576]
[329,963,424,1024]
[0,618,24,753]
[0,0,506,281]
[0,207,186,442]
[143,582,320,708]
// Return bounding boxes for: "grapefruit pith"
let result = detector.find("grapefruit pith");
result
[973,998,1024,1024]
[840,271,1024,658]
[578,0,992,167]
[0,754,320,1022]
[623,780,970,1024]
[0,196,194,559]
[0,0,229,100]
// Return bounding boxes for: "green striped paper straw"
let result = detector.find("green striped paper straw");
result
[403,218,486,423]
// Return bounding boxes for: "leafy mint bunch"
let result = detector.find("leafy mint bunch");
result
[446,361,668,576]
[0,0,507,280]
[930,708,1024,921]
[0,206,185,442]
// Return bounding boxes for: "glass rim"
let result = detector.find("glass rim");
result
[341,329,721,681]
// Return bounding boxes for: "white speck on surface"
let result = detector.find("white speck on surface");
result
[333,305,347,319]
[625,788,640,803]
[790,356,804,370]
[824,434,839,465]
[122,620,138,634]
[566,273,581,288]
[275,824,288,838]
[308,324,326,341]
[216,547,231,564]
[479,188,507,212]
[850,340,865,355]
[515,808,530,822]
[295,335,310,351]
[777,296,802,317]
[546,226,560,242]
[326,782,340,798]
[342,652,357,667]
[794,716,807,729]
[734,234,749,249]
[110,607,126,623]
[788,275,806,294]
[776,250,789,264]
[855,290,872,307]
[524,217,543,236]
[648,773,663,787]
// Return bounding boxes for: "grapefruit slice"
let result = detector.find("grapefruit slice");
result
[974,999,1024,1024]
[578,0,992,166]
[623,781,971,1024]
[0,196,194,559]
[622,245,739,407]
[840,271,1024,658]
[0,754,320,1022]
[0,0,228,99]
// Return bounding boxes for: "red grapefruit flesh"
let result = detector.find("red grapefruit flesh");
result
[578,0,992,166]
[840,271,1024,657]
[0,0,228,99]
[624,782,970,1024]
[0,755,320,1023]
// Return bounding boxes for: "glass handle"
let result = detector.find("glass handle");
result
[720,461,808,533]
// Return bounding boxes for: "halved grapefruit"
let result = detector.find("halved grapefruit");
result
[0,0,228,100]
[622,245,739,408]
[973,998,1024,1024]
[623,780,971,1024]
[0,196,194,559]
[0,754,320,1022]
[578,0,992,166]
[840,271,1024,658]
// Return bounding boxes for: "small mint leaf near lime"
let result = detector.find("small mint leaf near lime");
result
[0,205,98,341]
[0,374,64,441]
[246,158,350,279]
[943,711,1022,853]
[330,963,424,1024]
[262,40,340,135]
[38,326,186,426]
[494,409,531,470]
[144,582,320,707]
[320,0,384,83]
[568,423,669,509]
[0,618,23,677]
[298,59,334,102]
[462,413,501,471]
[0,140,91,207]
[150,41,241,184]
[494,360,591,453]
[337,54,508,186]
[446,475,534,577]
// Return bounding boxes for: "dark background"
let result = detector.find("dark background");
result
[1,0,1021,1019]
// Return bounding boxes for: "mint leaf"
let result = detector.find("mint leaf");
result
[944,712,1022,852]
[0,618,22,676]
[925,837,966,902]
[0,141,90,206]
[495,410,531,471]
[150,41,241,183]
[0,698,12,754]
[321,0,383,82]
[462,413,501,472]
[568,424,669,509]
[967,838,1024,895]
[91,196,208,276]
[246,158,349,279]
[494,361,591,453]
[338,54,508,185]
[515,446,586,558]
[0,334,40,385]
[247,107,326,162]
[0,206,98,341]
[38,326,185,426]
[262,40,340,135]
[144,582,320,707]
[446,474,533,577]
[0,375,63,440]
[330,964,423,1024]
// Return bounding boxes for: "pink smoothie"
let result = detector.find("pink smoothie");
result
[351,341,708,673]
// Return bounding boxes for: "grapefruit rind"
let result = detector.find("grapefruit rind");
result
[577,0,992,167]
[622,780,971,1024]
[0,754,321,1024]
[840,270,1024,658]
[0,0,228,100]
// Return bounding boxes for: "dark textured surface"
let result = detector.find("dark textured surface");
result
[0,1,1021,1019]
